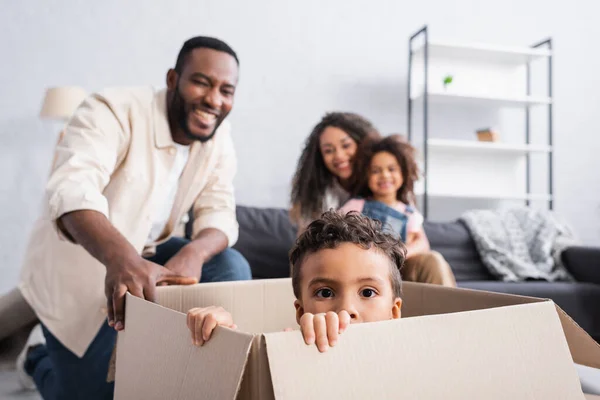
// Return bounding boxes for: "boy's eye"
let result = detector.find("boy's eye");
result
[361,288,377,298]
[315,288,334,298]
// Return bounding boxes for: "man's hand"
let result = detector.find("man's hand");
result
[299,311,351,353]
[162,228,229,284]
[163,245,205,283]
[105,257,198,331]
[186,306,237,346]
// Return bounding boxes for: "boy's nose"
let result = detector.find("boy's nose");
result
[338,301,359,321]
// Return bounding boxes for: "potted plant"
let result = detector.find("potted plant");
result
[443,75,453,90]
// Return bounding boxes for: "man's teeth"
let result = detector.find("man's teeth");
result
[194,110,217,121]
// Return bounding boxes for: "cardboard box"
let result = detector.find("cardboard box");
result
[476,128,499,142]
[114,278,600,399]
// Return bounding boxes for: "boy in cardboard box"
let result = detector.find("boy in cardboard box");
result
[186,211,404,352]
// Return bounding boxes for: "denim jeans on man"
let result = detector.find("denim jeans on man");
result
[25,238,251,400]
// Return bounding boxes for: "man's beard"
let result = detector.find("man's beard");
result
[174,86,219,143]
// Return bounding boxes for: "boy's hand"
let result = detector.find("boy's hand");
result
[186,306,237,346]
[299,311,351,353]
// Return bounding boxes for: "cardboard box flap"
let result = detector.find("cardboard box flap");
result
[265,302,584,399]
[401,281,543,317]
[555,304,600,369]
[403,282,600,368]
[114,293,254,400]
[155,278,297,333]
[236,336,275,400]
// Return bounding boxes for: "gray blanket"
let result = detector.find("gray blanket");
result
[459,207,576,282]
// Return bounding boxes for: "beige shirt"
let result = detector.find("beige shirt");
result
[19,87,238,357]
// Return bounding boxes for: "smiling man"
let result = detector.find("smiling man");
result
[16,37,251,400]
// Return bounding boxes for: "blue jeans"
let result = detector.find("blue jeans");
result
[146,237,252,283]
[362,200,411,242]
[25,238,251,400]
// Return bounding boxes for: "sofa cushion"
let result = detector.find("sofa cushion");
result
[233,206,495,282]
[562,246,600,285]
[233,205,296,279]
[424,220,494,282]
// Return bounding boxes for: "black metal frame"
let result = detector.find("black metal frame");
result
[407,25,554,218]
[530,38,553,210]
[407,26,429,217]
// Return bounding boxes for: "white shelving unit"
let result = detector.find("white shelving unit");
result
[415,190,553,202]
[426,138,552,154]
[411,40,552,65]
[411,91,552,108]
[407,26,554,219]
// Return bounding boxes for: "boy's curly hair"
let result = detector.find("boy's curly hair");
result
[289,210,406,299]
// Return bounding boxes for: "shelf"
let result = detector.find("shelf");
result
[411,91,552,107]
[412,41,552,65]
[427,138,552,154]
[407,28,554,218]
[415,191,552,201]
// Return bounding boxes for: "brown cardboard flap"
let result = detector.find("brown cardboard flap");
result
[401,281,543,317]
[555,305,600,369]
[236,336,275,400]
[402,282,600,368]
[155,278,297,333]
[114,293,253,400]
[265,302,584,400]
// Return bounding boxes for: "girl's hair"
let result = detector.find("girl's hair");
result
[355,134,420,205]
[290,112,379,224]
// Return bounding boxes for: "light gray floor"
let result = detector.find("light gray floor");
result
[0,371,40,400]
[579,364,600,395]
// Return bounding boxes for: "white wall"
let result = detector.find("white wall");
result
[2,0,600,294]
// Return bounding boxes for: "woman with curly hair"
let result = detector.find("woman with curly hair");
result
[290,112,380,231]
[340,135,456,287]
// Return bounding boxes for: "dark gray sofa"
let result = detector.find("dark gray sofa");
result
[231,205,600,343]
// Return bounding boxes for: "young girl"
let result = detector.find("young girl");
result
[339,135,456,287]
[290,112,380,232]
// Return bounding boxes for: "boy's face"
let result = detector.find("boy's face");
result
[294,243,402,324]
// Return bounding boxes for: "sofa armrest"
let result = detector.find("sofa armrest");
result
[561,246,600,285]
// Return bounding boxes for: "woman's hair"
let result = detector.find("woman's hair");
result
[354,135,420,205]
[290,112,379,224]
